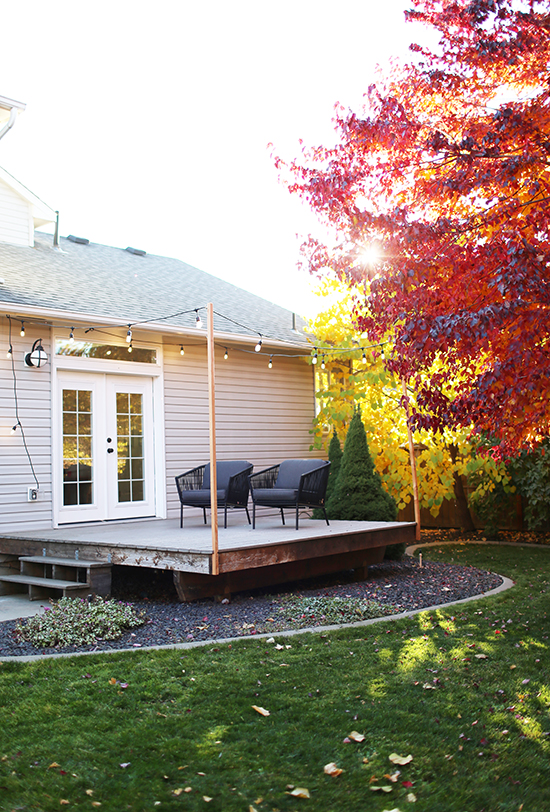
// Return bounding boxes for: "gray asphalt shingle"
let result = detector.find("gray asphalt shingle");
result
[0,232,309,345]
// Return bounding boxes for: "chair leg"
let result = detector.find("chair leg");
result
[296,505,299,530]
[323,506,329,526]
[203,507,207,525]
[280,508,285,526]
[252,503,256,530]
[245,506,251,525]
[180,504,183,529]
[224,504,228,529]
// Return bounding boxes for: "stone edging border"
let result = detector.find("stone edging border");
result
[0,541,518,663]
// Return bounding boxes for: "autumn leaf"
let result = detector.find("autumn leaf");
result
[475,654,488,659]
[173,789,184,796]
[348,731,365,742]
[252,705,270,717]
[324,762,344,777]
[203,797,213,802]
[91,804,102,808]
[384,771,401,783]
[49,762,61,769]
[402,780,414,788]
[407,793,418,802]
[119,762,131,769]
[370,785,393,792]
[287,787,311,798]
[389,753,413,765]
[108,678,117,685]
[85,789,94,796]
[60,801,69,806]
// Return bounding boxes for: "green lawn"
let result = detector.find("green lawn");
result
[0,543,548,812]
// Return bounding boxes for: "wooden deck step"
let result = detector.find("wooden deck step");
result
[0,574,90,590]
[19,555,107,568]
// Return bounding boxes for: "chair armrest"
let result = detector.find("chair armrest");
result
[249,464,280,492]
[175,465,206,498]
[226,465,253,503]
[298,462,331,503]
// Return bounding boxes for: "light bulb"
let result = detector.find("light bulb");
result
[20,322,25,337]
[11,423,18,435]
[69,328,75,343]
[6,346,13,359]
[268,356,273,369]
[362,351,367,364]
[321,355,326,370]
[180,345,185,356]
[255,337,262,352]
[195,311,203,329]
[312,351,318,365]
[126,326,132,343]
[128,342,133,353]
[224,349,228,360]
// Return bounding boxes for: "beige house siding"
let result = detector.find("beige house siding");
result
[0,324,52,531]
[163,340,320,519]
[0,180,32,247]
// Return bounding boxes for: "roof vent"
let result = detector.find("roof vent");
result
[67,235,90,245]
[126,246,147,256]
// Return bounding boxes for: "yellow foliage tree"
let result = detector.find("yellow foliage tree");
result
[308,279,511,526]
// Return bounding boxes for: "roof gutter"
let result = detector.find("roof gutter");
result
[0,106,18,141]
[0,96,26,141]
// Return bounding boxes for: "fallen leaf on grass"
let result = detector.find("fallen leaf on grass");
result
[184,787,192,793]
[91,804,102,808]
[324,762,344,777]
[252,705,270,717]
[108,678,117,685]
[370,785,392,792]
[119,762,131,769]
[249,807,258,812]
[173,789,184,796]
[85,789,94,796]
[203,797,213,802]
[402,780,414,788]
[383,772,400,783]
[407,792,417,802]
[287,787,310,798]
[348,731,365,742]
[49,762,61,769]
[381,808,402,812]
[60,801,70,806]
[475,654,488,659]
[389,753,413,766]
[422,683,436,690]
[275,644,285,650]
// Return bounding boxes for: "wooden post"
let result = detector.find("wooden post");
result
[402,379,421,542]
[207,302,219,575]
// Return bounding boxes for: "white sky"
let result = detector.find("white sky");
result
[0,0,429,319]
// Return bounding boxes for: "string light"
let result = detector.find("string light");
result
[11,422,19,435]
[255,336,263,352]
[128,341,133,353]
[6,345,13,360]
[195,310,203,329]
[223,348,228,360]
[180,345,185,356]
[69,327,75,343]
[268,355,273,369]
[321,355,325,370]
[20,321,25,337]
[362,350,367,364]
[312,349,318,365]
[126,326,132,343]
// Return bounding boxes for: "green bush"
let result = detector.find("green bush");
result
[313,428,343,519]
[16,595,146,648]
[327,410,398,522]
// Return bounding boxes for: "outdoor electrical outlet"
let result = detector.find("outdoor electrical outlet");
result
[27,487,38,502]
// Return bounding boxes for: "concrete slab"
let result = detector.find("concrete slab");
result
[0,594,51,622]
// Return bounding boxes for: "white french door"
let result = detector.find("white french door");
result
[56,372,155,523]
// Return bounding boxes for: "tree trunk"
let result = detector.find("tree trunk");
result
[448,443,476,532]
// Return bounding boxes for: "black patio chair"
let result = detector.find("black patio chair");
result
[175,460,253,528]
[249,459,331,530]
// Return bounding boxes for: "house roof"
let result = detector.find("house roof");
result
[0,167,57,229]
[0,231,309,346]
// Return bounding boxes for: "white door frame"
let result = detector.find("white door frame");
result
[52,340,166,526]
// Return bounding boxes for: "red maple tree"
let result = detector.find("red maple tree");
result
[282,0,550,453]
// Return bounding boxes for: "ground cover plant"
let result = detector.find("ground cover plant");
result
[0,542,548,811]
[15,596,146,648]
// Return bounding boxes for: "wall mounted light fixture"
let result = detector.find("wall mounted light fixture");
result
[24,339,48,368]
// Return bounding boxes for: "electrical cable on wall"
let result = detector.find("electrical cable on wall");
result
[6,316,40,490]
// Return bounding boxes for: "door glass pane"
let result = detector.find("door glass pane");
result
[62,389,93,506]
[116,391,144,503]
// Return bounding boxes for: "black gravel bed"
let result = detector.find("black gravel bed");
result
[0,558,503,658]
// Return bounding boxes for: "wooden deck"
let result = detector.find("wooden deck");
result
[0,515,416,601]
